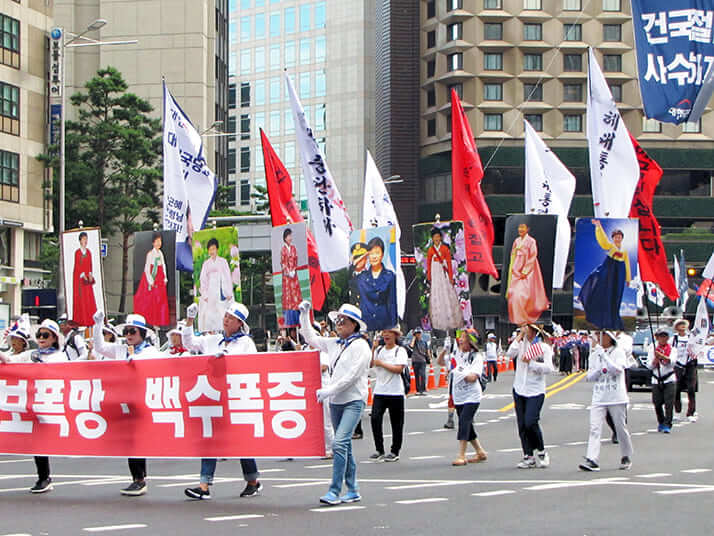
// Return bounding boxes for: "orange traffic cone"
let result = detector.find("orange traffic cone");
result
[408,367,416,395]
[438,366,447,388]
[427,364,436,390]
[367,382,373,406]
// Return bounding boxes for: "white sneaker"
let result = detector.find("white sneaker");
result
[517,456,536,469]
[688,415,698,423]
[535,451,550,468]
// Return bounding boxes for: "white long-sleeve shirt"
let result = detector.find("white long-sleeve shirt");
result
[300,316,371,405]
[93,327,164,360]
[587,344,629,405]
[181,326,257,355]
[507,338,554,397]
[5,347,68,363]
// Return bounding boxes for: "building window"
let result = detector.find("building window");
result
[285,7,296,34]
[683,120,701,133]
[240,49,251,74]
[525,114,543,131]
[448,52,463,71]
[603,24,621,42]
[0,227,11,265]
[300,4,311,31]
[427,30,436,49]
[448,23,463,41]
[299,72,310,98]
[602,0,620,11]
[446,0,463,11]
[270,77,280,103]
[427,0,436,18]
[300,38,310,65]
[484,52,503,70]
[427,118,436,137]
[285,40,296,67]
[642,117,661,133]
[484,23,502,40]
[227,148,236,174]
[240,147,250,172]
[563,114,582,132]
[524,53,542,71]
[563,83,583,102]
[315,104,326,131]
[446,113,452,133]
[0,150,19,203]
[255,13,266,39]
[227,116,236,142]
[524,83,543,101]
[483,83,503,101]
[255,111,265,134]
[255,46,265,72]
[427,87,436,107]
[564,24,581,41]
[270,11,280,37]
[609,83,622,102]
[240,115,250,140]
[315,70,326,97]
[484,113,503,131]
[603,54,622,72]
[240,179,250,206]
[315,36,326,63]
[563,0,581,9]
[315,2,326,29]
[285,110,294,134]
[270,44,281,70]
[564,53,582,71]
[270,110,281,136]
[240,82,250,107]
[255,80,265,105]
[240,16,250,42]
[285,141,296,166]
[448,83,463,99]
[484,0,502,8]
[427,59,436,78]
[523,0,541,9]
[523,23,542,41]
[228,83,236,109]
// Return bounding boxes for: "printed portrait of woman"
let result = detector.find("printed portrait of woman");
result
[506,223,549,325]
[198,237,234,332]
[72,231,98,326]
[133,232,169,326]
[578,220,631,330]
[427,227,463,330]
[280,227,302,327]
[356,236,397,331]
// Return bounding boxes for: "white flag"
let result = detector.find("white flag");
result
[646,282,664,307]
[703,250,714,279]
[586,48,638,218]
[162,83,217,271]
[286,73,352,272]
[362,150,406,318]
[524,120,575,288]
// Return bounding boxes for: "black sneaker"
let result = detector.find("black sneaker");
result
[30,478,53,493]
[611,433,619,444]
[620,456,632,470]
[578,458,600,472]
[240,481,263,498]
[120,480,147,496]
[383,453,400,462]
[443,419,455,429]
[369,452,385,461]
[184,486,212,500]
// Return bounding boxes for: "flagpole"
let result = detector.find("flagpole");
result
[642,282,656,346]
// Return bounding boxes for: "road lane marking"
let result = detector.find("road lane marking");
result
[472,490,516,497]
[395,497,448,505]
[409,456,444,460]
[496,448,523,453]
[565,441,586,446]
[499,372,585,411]
[309,506,365,513]
[83,525,148,532]
[205,514,264,522]
[0,459,33,464]
[304,464,332,469]
[524,478,627,491]
[636,473,672,478]
[681,469,712,474]
[655,487,714,495]
[407,431,425,436]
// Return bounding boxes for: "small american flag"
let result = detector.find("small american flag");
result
[524,342,544,362]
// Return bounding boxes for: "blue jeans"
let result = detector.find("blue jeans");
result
[199,458,259,485]
[328,400,365,496]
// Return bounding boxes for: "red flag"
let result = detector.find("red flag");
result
[628,135,678,301]
[450,90,498,278]
[261,129,330,310]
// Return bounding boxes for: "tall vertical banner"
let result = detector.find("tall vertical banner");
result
[631,0,714,123]
[286,74,352,272]
[500,215,556,326]
[574,218,639,330]
[133,231,177,328]
[524,120,575,289]
[271,223,311,328]
[261,130,330,310]
[413,221,472,331]
[587,48,639,219]
[451,90,498,278]
[162,83,218,272]
[61,228,106,327]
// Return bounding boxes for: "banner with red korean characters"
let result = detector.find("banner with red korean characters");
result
[0,352,325,458]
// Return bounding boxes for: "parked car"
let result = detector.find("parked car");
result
[625,354,652,392]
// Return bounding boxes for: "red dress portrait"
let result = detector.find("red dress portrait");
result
[281,242,302,326]
[134,248,170,326]
[72,247,98,326]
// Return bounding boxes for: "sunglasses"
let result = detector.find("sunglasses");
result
[36,331,53,340]
[123,327,138,336]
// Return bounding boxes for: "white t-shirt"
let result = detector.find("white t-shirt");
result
[672,333,690,365]
[451,351,484,405]
[373,345,408,396]
[588,345,629,406]
[485,342,498,361]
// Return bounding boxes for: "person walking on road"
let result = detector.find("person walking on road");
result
[409,328,430,395]
[299,301,371,506]
[579,331,633,472]
[672,319,698,422]
[506,324,554,469]
[369,326,408,462]
[649,328,676,433]
[485,333,498,382]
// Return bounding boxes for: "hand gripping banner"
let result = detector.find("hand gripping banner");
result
[0,352,325,458]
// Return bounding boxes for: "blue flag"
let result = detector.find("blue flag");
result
[631,0,714,124]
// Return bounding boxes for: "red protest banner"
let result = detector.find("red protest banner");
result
[0,352,325,458]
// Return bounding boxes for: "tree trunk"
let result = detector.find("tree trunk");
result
[118,230,129,312]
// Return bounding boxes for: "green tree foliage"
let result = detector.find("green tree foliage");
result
[39,67,162,312]
[251,184,269,213]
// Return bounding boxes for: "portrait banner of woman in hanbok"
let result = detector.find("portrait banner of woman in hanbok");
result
[349,226,398,332]
[574,218,639,331]
[271,222,311,328]
[61,228,105,327]
[133,231,177,328]
[500,215,556,326]
[413,220,472,332]
[192,227,241,333]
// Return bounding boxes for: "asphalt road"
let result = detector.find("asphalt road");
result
[1,368,713,536]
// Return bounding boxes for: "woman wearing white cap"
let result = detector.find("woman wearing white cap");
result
[672,319,698,422]
[579,331,633,472]
[485,333,498,382]
[299,300,371,506]
[167,321,191,356]
[0,319,67,493]
[181,302,262,501]
[92,310,163,496]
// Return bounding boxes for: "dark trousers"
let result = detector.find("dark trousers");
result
[413,361,427,393]
[455,403,479,441]
[486,361,498,382]
[675,363,697,416]
[370,394,405,455]
[128,458,146,481]
[513,390,545,456]
[652,381,676,427]
[34,456,50,481]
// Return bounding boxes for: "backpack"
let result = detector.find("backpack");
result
[468,350,488,392]
[401,362,412,395]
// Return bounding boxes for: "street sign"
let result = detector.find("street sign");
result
[100,240,108,258]
[49,28,63,98]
